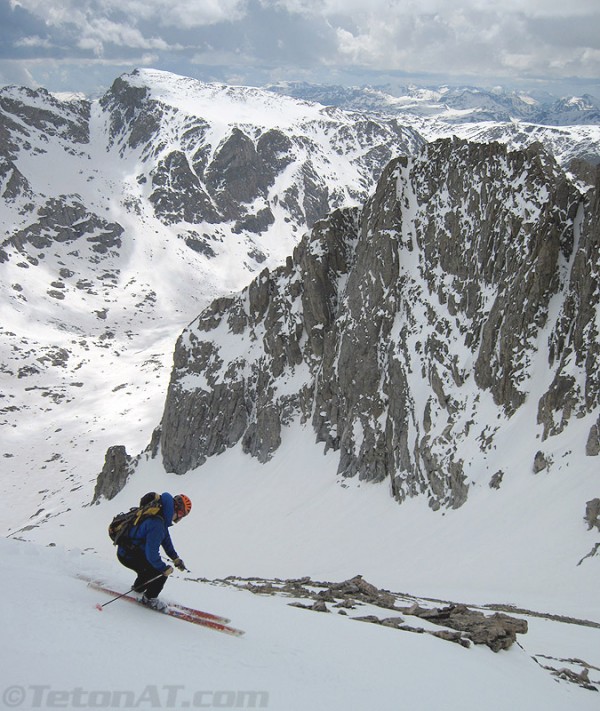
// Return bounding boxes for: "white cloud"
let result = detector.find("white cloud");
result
[14,35,53,49]
[298,1,600,81]
[84,17,171,53]
[0,59,41,87]
[6,0,600,93]
[266,0,599,19]
[12,0,249,29]
[157,0,249,28]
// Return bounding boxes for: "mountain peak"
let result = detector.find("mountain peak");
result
[113,68,328,131]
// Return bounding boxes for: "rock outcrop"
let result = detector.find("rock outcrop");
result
[584,499,600,532]
[199,573,528,652]
[157,137,599,510]
[93,445,133,502]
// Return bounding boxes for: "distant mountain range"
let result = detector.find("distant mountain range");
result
[266,81,600,127]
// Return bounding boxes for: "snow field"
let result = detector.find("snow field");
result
[3,536,599,711]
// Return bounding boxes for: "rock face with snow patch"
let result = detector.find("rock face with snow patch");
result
[0,69,425,509]
[158,137,600,510]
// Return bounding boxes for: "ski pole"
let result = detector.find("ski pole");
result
[95,573,165,611]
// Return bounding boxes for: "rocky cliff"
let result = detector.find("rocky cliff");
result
[0,69,426,515]
[157,137,599,510]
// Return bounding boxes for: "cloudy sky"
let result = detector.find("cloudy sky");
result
[1,0,599,97]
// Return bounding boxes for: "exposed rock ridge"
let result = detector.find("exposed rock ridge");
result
[195,573,599,688]
[157,137,598,510]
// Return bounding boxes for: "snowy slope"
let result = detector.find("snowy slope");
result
[11,408,600,707]
[27,420,599,618]
[4,475,600,710]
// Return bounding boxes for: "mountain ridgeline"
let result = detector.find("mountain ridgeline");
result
[0,69,423,278]
[155,137,600,509]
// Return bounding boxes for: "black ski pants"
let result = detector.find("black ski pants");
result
[118,547,167,599]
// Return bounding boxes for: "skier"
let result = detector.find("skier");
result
[117,492,192,611]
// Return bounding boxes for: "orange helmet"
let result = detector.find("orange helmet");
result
[173,494,192,521]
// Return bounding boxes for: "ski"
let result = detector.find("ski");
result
[83,578,230,623]
[89,582,244,636]
[166,599,231,625]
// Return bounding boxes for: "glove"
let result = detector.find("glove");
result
[173,557,186,571]
[163,566,174,577]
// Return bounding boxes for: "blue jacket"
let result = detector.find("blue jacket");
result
[118,492,179,573]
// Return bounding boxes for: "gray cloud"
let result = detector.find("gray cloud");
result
[1,0,599,95]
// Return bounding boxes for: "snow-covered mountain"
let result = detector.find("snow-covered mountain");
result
[0,68,422,530]
[2,69,600,708]
[268,82,600,173]
[3,70,598,537]
[267,81,600,126]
